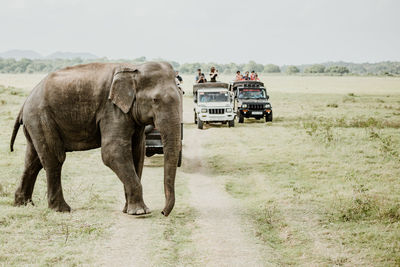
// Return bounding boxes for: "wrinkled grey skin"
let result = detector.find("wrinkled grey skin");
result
[10,62,182,216]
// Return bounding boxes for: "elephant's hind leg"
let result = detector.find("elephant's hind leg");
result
[45,163,70,212]
[25,118,70,212]
[14,130,43,206]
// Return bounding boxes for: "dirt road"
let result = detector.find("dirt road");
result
[96,124,265,266]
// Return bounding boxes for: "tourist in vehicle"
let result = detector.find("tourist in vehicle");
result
[250,71,256,80]
[242,71,250,80]
[209,67,218,82]
[175,71,185,94]
[195,69,205,83]
[235,71,242,81]
[254,73,260,81]
[197,74,207,83]
[176,71,183,84]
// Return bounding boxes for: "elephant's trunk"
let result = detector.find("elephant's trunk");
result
[157,119,181,216]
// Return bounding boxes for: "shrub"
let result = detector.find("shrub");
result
[286,65,299,74]
[304,64,325,73]
[326,65,350,74]
[263,64,281,73]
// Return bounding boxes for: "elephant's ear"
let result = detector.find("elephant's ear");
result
[109,68,138,113]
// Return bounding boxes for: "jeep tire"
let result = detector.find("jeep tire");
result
[197,119,203,129]
[238,113,244,123]
[266,111,273,122]
[228,119,235,128]
[194,112,197,124]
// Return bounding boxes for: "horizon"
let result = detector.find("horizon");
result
[1,49,399,66]
[1,0,399,65]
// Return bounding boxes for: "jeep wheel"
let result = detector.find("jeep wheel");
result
[197,119,203,129]
[238,113,244,123]
[194,113,197,124]
[266,111,273,122]
[177,150,182,167]
[228,119,235,127]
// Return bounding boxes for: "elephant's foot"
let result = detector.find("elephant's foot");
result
[126,202,151,215]
[49,199,71,212]
[14,191,34,206]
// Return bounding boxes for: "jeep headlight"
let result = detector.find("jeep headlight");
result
[201,108,207,113]
[226,108,232,112]
[242,104,248,108]
[265,103,271,108]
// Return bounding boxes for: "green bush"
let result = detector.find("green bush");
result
[325,65,350,74]
[263,64,280,73]
[304,64,325,73]
[286,65,299,74]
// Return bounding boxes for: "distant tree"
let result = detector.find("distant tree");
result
[169,61,180,69]
[286,65,299,74]
[133,56,146,63]
[325,65,350,74]
[223,63,239,74]
[304,64,325,73]
[263,64,280,73]
[244,60,264,73]
[179,63,201,74]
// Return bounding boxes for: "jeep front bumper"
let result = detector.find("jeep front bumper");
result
[238,108,272,117]
[198,113,235,122]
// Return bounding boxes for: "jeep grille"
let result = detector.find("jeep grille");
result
[209,108,225,114]
[249,104,264,110]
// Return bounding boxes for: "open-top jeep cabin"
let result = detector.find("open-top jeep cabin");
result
[229,81,272,123]
[193,82,235,129]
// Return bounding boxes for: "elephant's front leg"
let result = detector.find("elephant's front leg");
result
[101,137,150,215]
[122,127,146,213]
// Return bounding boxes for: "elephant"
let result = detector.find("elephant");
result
[10,62,182,216]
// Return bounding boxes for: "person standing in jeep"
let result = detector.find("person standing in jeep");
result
[195,69,206,83]
[209,67,218,82]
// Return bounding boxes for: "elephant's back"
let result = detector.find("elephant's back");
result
[22,63,117,149]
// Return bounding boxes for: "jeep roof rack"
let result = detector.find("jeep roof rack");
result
[231,81,264,87]
[229,81,265,92]
[193,82,229,95]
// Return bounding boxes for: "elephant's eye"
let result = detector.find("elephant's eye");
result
[152,98,160,104]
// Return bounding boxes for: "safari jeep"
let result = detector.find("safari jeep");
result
[229,81,272,123]
[145,125,182,167]
[193,82,235,129]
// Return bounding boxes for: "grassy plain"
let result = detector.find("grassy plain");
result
[0,73,399,266]
[181,74,400,266]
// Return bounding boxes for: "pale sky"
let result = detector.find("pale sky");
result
[0,0,399,65]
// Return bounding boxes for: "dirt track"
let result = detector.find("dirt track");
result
[96,110,265,266]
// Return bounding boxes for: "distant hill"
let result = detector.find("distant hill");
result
[46,51,98,60]
[0,49,43,60]
[0,49,98,60]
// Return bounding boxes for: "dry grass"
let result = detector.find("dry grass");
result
[1,73,400,265]
[0,81,195,266]
[198,81,400,265]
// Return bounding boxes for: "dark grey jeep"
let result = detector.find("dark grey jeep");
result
[145,125,182,167]
[229,81,272,123]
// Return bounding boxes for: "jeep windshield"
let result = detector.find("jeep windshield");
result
[238,88,266,99]
[199,91,229,103]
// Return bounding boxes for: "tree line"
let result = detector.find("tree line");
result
[0,57,399,76]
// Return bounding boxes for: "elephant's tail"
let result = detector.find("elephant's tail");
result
[10,106,23,152]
